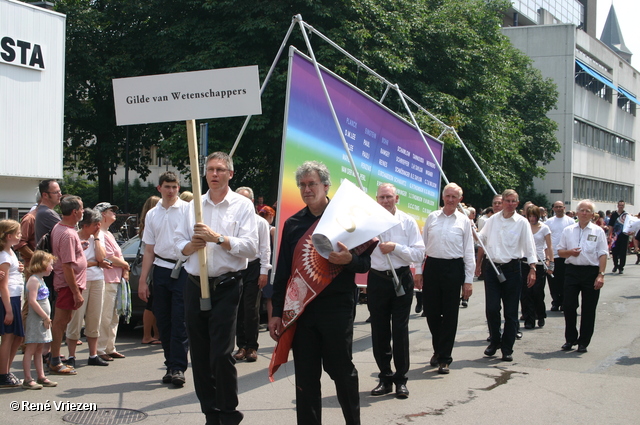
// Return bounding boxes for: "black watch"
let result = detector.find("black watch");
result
[216,236,225,245]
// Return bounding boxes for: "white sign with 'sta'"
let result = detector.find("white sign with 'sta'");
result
[112,66,262,126]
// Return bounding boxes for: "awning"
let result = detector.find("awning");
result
[575,60,618,92]
[618,86,640,105]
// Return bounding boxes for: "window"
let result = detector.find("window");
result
[573,177,634,204]
[573,119,635,160]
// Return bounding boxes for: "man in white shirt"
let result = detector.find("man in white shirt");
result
[138,171,190,387]
[368,183,425,399]
[233,186,271,363]
[545,201,576,311]
[476,189,537,362]
[175,152,257,425]
[422,183,475,374]
[557,199,607,353]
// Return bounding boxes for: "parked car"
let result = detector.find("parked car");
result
[120,235,146,327]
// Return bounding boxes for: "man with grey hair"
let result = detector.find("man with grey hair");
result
[368,183,424,398]
[557,199,607,353]
[476,189,536,362]
[423,183,474,374]
[269,160,371,425]
[175,151,257,425]
[233,186,271,362]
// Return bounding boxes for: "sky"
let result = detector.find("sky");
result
[596,0,640,68]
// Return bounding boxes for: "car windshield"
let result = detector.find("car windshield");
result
[120,236,141,256]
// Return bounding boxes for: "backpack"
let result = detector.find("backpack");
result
[35,229,53,253]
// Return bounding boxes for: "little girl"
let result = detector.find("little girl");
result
[22,250,57,389]
[0,219,25,388]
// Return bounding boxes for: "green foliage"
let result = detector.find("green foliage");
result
[57,0,559,209]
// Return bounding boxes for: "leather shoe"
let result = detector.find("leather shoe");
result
[88,356,109,366]
[550,305,559,312]
[370,382,393,396]
[162,371,172,384]
[108,352,125,359]
[437,364,450,374]
[561,342,576,351]
[396,384,409,399]
[524,322,534,330]
[233,348,246,361]
[171,370,186,387]
[429,354,439,367]
[538,318,545,328]
[577,345,588,353]
[245,348,258,362]
[501,353,513,362]
[99,354,113,362]
[516,331,523,340]
[484,342,501,357]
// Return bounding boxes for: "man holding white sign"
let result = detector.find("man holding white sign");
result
[368,183,424,399]
[175,152,257,425]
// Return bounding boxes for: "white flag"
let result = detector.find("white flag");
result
[312,179,400,259]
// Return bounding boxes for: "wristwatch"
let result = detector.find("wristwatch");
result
[598,271,605,276]
[216,236,225,245]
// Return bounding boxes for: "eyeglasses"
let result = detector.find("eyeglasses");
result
[207,168,229,174]
[577,209,593,213]
[298,182,321,190]
[47,190,62,195]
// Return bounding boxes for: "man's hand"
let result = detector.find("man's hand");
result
[594,275,604,290]
[193,223,220,243]
[378,241,396,255]
[138,279,150,302]
[527,268,536,287]
[569,248,582,257]
[462,282,473,299]
[258,274,268,289]
[72,291,84,310]
[268,317,283,342]
[413,274,423,290]
[328,242,352,265]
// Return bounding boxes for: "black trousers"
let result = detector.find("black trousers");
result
[520,264,547,326]
[484,259,522,356]
[563,264,601,347]
[367,268,413,385]
[612,234,629,271]
[547,257,567,309]
[236,258,261,350]
[292,294,360,425]
[423,257,464,365]
[185,274,244,425]
[153,266,189,372]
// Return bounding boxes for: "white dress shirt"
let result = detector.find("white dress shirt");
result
[255,214,272,275]
[546,215,575,258]
[370,208,424,272]
[175,189,258,277]
[423,209,476,283]
[558,222,608,267]
[477,211,537,265]
[142,198,191,269]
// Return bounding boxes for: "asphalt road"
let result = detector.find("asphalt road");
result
[2,257,639,424]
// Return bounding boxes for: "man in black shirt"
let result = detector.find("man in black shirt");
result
[269,161,371,425]
[608,200,628,274]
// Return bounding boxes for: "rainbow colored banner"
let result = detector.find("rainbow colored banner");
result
[277,49,443,249]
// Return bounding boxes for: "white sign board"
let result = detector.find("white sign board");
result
[112,66,262,126]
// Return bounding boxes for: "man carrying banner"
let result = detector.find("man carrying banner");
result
[368,183,424,398]
[422,183,474,374]
[175,152,258,425]
[269,161,372,425]
[476,189,537,362]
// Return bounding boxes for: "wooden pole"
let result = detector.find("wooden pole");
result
[186,119,212,311]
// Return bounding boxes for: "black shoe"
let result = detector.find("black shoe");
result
[516,332,523,340]
[524,322,534,330]
[550,305,559,312]
[365,316,372,323]
[538,318,545,328]
[484,342,501,357]
[415,303,422,314]
[577,345,588,353]
[162,371,172,384]
[612,266,618,273]
[64,357,76,369]
[501,353,513,362]
[460,299,468,308]
[171,370,185,387]
[429,354,439,367]
[561,342,576,351]
[370,382,393,396]
[396,384,409,399]
[88,356,109,366]
[619,270,623,275]
[437,364,450,374]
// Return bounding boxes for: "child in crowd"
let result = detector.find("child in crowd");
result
[22,250,57,389]
[0,219,25,388]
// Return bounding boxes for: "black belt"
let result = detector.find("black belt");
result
[370,266,410,280]
[188,271,242,292]
[487,258,521,271]
[155,254,177,264]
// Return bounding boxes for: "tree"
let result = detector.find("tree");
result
[56,0,559,209]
